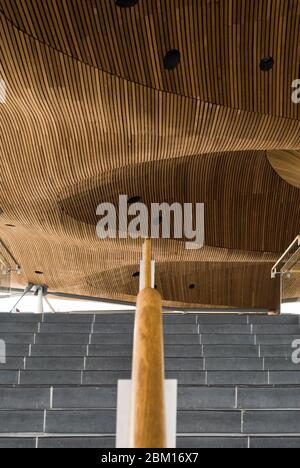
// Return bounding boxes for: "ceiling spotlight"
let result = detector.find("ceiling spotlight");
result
[128,196,142,205]
[164,49,181,71]
[260,56,274,72]
[115,0,139,7]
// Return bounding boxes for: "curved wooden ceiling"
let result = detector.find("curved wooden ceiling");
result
[267,150,300,189]
[0,0,299,309]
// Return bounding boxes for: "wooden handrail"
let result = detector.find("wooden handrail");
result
[130,239,166,448]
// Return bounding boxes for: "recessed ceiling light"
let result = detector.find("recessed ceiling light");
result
[115,0,139,7]
[35,271,44,275]
[132,271,140,278]
[5,224,16,228]
[189,284,196,290]
[260,56,274,72]
[164,49,181,70]
[128,196,142,205]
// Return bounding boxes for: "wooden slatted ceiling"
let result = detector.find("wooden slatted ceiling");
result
[1,0,299,119]
[0,1,299,309]
[267,150,300,189]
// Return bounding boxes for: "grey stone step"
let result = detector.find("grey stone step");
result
[4,344,30,357]
[0,357,24,370]
[0,388,51,410]
[0,314,42,323]
[237,387,300,409]
[93,323,197,334]
[52,386,237,410]
[82,371,206,386]
[177,437,248,448]
[253,325,300,335]
[0,371,18,385]
[43,409,243,434]
[93,314,198,324]
[243,410,300,434]
[177,387,236,410]
[43,314,94,323]
[30,345,87,357]
[264,358,299,371]
[82,371,130,385]
[207,371,268,385]
[259,346,293,358]
[34,436,248,449]
[52,387,117,409]
[40,323,92,334]
[177,410,241,434]
[0,411,44,433]
[205,358,263,371]
[25,357,85,371]
[197,315,248,324]
[90,334,201,345]
[0,333,34,344]
[20,371,82,385]
[94,314,134,324]
[201,334,255,345]
[256,335,300,345]
[249,437,300,448]
[36,334,90,345]
[45,409,116,434]
[37,437,114,448]
[0,438,36,448]
[88,344,202,357]
[269,372,300,385]
[163,315,197,324]
[198,325,251,334]
[85,357,204,371]
[250,316,299,324]
[0,323,39,333]
[203,346,259,357]
[91,334,133,345]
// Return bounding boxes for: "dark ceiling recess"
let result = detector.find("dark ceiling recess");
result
[5,224,16,228]
[0,208,3,215]
[128,196,142,205]
[35,271,44,275]
[132,271,140,278]
[260,56,274,72]
[189,284,196,290]
[164,49,181,70]
[115,0,139,7]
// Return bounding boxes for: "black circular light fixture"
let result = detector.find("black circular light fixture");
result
[164,49,181,71]
[115,0,139,7]
[128,196,142,205]
[132,271,140,278]
[260,56,274,72]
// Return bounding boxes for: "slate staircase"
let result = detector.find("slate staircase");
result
[1,312,300,448]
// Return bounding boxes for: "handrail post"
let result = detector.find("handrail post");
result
[130,239,166,448]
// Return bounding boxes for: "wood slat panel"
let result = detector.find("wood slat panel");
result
[0,1,299,309]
